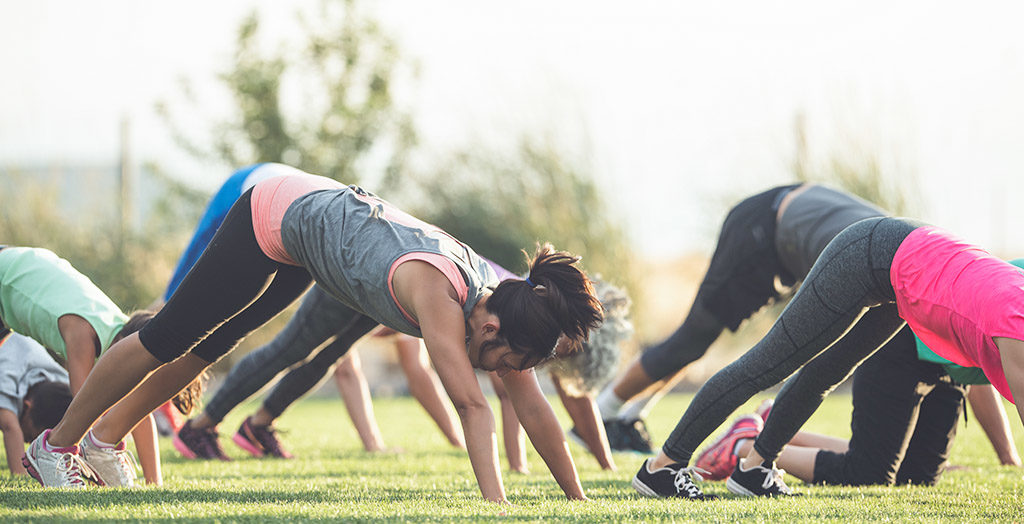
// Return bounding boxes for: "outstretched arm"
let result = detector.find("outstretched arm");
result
[996,337,1024,432]
[487,371,528,472]
[403,265,505,503]
[502,370,586,500]
[130,414,163,485]
[0,408,26,474]
[967,384,1022,466]
[551,376,615,471]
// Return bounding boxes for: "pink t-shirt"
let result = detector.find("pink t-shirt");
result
[250,174,345,265]
[891,226,1024,402]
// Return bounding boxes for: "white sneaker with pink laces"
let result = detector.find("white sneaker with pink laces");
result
[80,430,138,487]
[23,429,102,488]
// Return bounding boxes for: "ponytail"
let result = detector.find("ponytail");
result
[486,243,604,368]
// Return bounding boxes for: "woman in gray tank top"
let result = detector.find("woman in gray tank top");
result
[28,171,604,504]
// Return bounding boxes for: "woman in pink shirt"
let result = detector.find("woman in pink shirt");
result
[632,216,1024,500]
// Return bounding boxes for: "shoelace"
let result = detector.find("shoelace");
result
[56,452,91,487]
[673,466,709,498]
[113,446,140,477]
[761,466,792,494]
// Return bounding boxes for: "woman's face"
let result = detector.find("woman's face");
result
[466,332,531,377]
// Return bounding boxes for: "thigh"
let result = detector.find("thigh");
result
[189,263,313,363]
[140,191,281,362]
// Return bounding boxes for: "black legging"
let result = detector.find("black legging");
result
[139,190,313,364]
[203,287,380,423]
[662,217,922,465]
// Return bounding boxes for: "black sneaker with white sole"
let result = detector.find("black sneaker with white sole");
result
[632,459,717,500]
[726,460,800,497]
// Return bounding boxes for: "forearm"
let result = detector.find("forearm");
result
[967,384,1022,465]
[0,410,26,474]
[457,403,506,502]
[131,415,162,485]
[334,358,386,452]
[561,393,615,471]
[514,396,585,499]
[3,432,26,475]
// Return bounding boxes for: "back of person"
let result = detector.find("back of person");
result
[277,182,498,337]
[0,247,127,360]
[775,184,888,280]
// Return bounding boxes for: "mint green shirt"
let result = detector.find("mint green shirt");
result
[0,247,127,363]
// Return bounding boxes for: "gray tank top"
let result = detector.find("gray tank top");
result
[774,185,887,278]
[279,186,498,337]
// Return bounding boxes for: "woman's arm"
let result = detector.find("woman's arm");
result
[58,315,101,395]
[502,370,587,500]
[400,262,506,502]
[0,408,27,474]
[130,414,162,485]
[551,376,615,471]
[966,384,1022,465]
[996,337,1024,431]
[487,372,528,473]
[333,351,387,452]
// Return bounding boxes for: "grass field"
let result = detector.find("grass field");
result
[1,393,1022,522]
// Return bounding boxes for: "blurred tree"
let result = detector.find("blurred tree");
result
[0,169,204,312]
[792,112,918,215]
[158,0,416,189]
[408,136,635,295]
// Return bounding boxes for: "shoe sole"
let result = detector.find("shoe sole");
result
[725,476,757,496]
[232,432,264,457]
[21,455,44,486]
[631,476,664,498]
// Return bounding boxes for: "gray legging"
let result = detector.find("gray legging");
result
[663,217,923,465]
[204,286,379,423]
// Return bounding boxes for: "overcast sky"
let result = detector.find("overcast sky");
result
[2,1,1023,258]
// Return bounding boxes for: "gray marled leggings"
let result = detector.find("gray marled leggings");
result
[204,286,379,423]
[663,217,923,465]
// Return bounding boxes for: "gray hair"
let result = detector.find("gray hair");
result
[545,278,633,396]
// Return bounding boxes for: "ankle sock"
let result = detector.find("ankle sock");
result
[596,388,625,421]
[87,430,117,449]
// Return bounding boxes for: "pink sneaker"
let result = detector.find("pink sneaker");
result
[694,414,763,481]
[232,417,294,459]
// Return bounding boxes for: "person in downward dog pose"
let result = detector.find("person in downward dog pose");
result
[162,162,463,455]
[25,170,602,503]
[692,324,1020,487]
[596,184,886,452]
[0,245,180,486]
[631,214,1024,499]
[0,333,72,475]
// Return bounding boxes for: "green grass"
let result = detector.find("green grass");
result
[1,394,1022,522]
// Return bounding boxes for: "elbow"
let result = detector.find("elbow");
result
[452,398,491,418]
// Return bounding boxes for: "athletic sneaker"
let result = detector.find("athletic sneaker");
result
[80,431,137,487]
[22,429,102,488]
[632,458,717,500]
[173,420,231,461]
[233,417,293,459]
[694,414,764,480]
[726,460,799,497]
[609,418,654,454]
